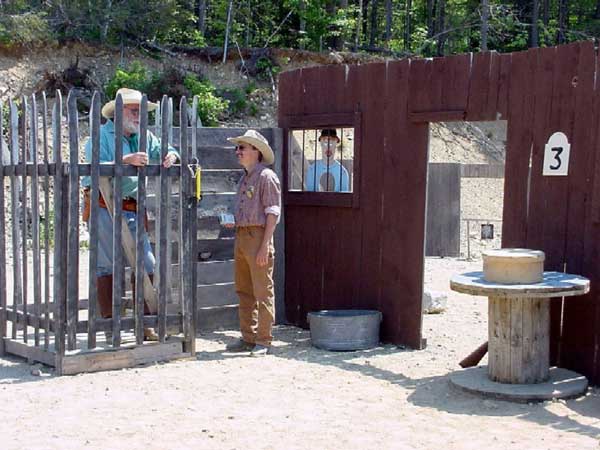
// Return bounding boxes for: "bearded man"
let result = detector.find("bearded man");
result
[82,88,179,341]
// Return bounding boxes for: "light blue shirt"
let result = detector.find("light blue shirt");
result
[305,159,350,192]
[82,120,178,198]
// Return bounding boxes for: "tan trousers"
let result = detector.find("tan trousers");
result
[234,226,275,346]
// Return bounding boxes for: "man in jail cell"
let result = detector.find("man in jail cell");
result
[222,130,281,357]
[81,88,179,342]
[304,129,350,192]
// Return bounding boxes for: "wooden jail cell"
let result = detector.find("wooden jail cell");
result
[0,91,199,374]
[279,41,600,385]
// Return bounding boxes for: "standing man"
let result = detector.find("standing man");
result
[305,129,350,192]
[82,88,179,341]
[225,130,281,356]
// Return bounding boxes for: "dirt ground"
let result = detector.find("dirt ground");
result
[1,257,599,450]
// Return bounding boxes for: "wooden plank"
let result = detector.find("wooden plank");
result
[0,102,6,354]
[382,56,431,348]
[488,296,511,383]
[496,53,512,120]
[466,52,492,121]
[4,338,56,367]
[29,94,42,347]
[111,95,124,347]
[52,91,66,360]
[558,41,598,378]
[508,297,523,382]
[87,92,101,349]
[501,50,537,247]
[359,62,386,333]
[441,53,471,112]
[485,51,501,120]
[134,96,148,345]
[157,96,170,341]
[189,96,199,336]
[190,283,237,307]
[9,100,22,340]
[531,44,580,366]
[60,339,187,375]
[179,97,195,354]
[66,92,80,350]
[41,92,51,351]
[196,305,239,331]
[19,96,28,343]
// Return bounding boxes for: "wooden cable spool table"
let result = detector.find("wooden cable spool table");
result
[449,270,590,401]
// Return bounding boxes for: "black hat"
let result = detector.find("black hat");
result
[319,129,340,142]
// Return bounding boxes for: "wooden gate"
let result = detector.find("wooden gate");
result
[0,90,198,374]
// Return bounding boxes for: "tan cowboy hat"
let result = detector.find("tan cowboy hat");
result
[228,130,275,165]
[101,88,158,119]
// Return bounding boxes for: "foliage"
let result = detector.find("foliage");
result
[183,75,228,126]
[4,1,600,57]
[105,62,228,126]
[217,85,260,118]
[0,12,53,48]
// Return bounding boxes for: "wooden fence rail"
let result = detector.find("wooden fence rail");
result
[0,90,199,374]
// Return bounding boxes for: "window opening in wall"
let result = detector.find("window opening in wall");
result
[288,127,354,193]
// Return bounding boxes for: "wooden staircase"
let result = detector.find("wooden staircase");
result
[144,127,282,331]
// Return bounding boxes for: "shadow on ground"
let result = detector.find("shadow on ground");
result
[197,325,600,440]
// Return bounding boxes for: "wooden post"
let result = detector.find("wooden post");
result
[112,95,124,348]
[52,91,66,364]
[488,296,550,383]
[189,96,199,347]
[157,95,170,342]
[87,92,101,349]
[41,92,51,351]
[19,96,28,343]
[9,100,22,340]
[0,101,6,355]
[179,97,194,353]
[66,92,80,351]
[30,94,42,347]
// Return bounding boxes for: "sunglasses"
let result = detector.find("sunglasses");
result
[236,145,257,152]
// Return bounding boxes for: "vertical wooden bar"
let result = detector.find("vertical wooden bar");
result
[0,102,6,354]
[190,96,199,343]
[87,92,101,349]
[179,97,194,353]
[135,97,148,345]
[52,91,66,362]
[112,95,124,348]
[9,100,22,340]
[20,96,28,343]
[158,95,170,341]
[41,92,51,351]
[30,94,42,347]
[166,98,173,312]
[66,91,80,350]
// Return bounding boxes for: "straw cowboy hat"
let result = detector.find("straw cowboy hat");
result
[101,88,158,119]
[228,130,275,165]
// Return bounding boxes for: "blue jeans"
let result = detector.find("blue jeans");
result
[95,207,155,277]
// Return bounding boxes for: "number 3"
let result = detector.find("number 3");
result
[550,147,563,170]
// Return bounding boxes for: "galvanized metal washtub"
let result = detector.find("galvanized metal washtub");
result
[307,310,382,351]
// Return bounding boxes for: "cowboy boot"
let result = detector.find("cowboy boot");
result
[131,272,159,342]
[97,275,113,342]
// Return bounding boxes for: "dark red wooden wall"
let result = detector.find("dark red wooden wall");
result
[279,40,600,385]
